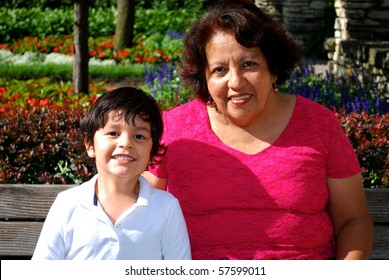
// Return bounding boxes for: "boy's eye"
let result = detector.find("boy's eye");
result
[134,134,146,140]
[107,131,118,136]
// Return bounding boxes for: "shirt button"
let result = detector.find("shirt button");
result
[115,224,121,229]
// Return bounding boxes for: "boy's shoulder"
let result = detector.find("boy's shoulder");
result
[55,176,95,206]
[139,176,179,205]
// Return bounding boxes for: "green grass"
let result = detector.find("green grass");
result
[0,63,144,81]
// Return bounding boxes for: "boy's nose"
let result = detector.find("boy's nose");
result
[118,135,132,149]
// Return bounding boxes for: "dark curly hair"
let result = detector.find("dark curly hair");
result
[80,87,165,169]
[180,0,303,103]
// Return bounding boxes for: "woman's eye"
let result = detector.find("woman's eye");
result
[212,67,225,74]
[243,61,255,67]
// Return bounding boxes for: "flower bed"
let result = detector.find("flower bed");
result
[0,74,388,187]
[0,29,387,187]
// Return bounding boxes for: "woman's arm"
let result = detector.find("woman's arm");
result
[327,173,374,259]
[142,171,168,190]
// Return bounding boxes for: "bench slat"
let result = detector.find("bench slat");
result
[364,188,389,223]
[371,224,389,260]
[1,222,388,259]
[0,185,74,219]
[0,221,42,256]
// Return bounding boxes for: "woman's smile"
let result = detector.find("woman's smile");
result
[228,94,252,105]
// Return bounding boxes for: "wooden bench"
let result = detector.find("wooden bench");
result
[0,184,74,259]
[0,185,388,259]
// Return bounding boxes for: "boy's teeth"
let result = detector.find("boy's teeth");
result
[115,155,133,160]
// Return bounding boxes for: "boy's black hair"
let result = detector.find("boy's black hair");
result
[80,87,165,168]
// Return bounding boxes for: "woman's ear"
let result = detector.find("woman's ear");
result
[272,74,278,84]
[84,136,95,158]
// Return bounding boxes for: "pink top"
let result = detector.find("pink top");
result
[150,95,360,260]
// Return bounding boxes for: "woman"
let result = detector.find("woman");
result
[144,0,374,260]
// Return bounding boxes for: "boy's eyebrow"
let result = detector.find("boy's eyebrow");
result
[134,125,151,133]
[108,121,152,134]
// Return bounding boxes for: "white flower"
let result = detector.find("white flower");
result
[0,51,117,66]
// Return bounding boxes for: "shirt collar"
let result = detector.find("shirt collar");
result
[79,174,152,209]
[136,175,151,208]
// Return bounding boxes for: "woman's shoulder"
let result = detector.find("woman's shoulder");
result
[162,99,208,136]
[164,99,205,119]
[291,95,343,141]
[296,95,334,112]
[295,94,338,121]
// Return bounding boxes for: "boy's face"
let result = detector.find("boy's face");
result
[85,111,153,181]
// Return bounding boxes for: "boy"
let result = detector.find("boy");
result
[32,87,191,260]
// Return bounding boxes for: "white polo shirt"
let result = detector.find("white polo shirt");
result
[32,175,191,260]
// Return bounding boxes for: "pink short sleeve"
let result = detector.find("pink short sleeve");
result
[326,113,361,178]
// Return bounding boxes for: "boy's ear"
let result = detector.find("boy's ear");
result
[84,136,95,158]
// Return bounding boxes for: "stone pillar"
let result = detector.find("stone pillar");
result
[282,0,326,45]
[334,0,389,41]
[254,0,283,23]
[328,0,389,93]
[256,0,326,53]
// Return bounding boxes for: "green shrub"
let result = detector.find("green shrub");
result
[0,7,202,44]
[337,111,389,188]
[0,8,74,43]
[0,105,92,184]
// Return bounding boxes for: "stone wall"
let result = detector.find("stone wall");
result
[326,0,389,93]
[255,0,326,45]
[254,0,283,22]
[255,0,389,94]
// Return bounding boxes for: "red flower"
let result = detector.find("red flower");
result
[39,98,50,107]
[0,87,8,95]
[27,98,38,107]
[118,50,129,59]
[147,57,158,63]
[0,104,11,113]
[92,95,98,104]
[67,87,74,96]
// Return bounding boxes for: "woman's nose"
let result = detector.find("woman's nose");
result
[227,68,245,90]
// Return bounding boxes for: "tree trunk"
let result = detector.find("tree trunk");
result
[73,0,90,94]
[114,0,136,51]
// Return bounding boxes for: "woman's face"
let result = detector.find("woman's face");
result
[205,32,277,126]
